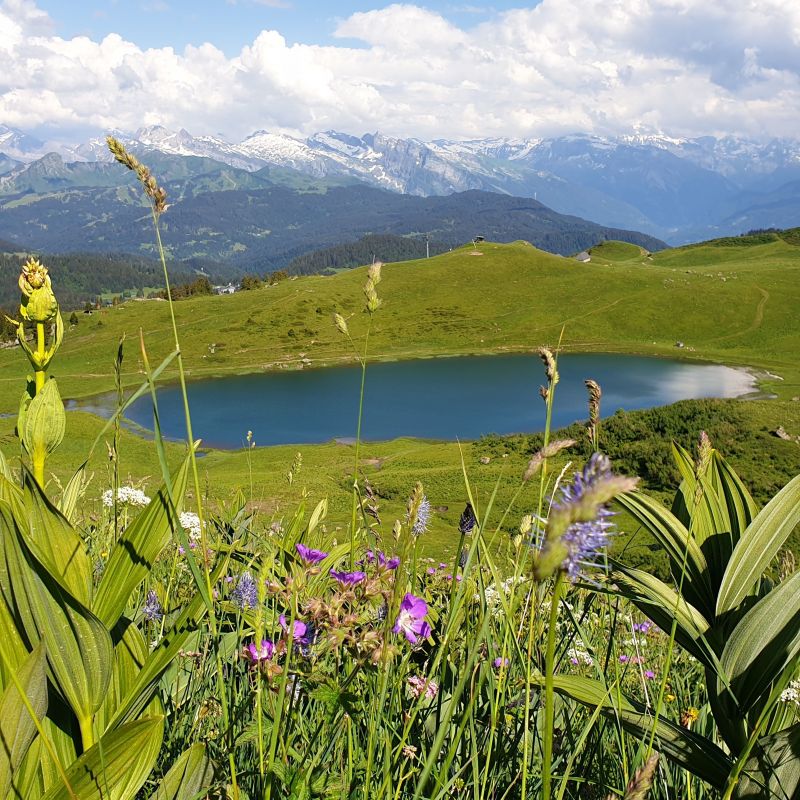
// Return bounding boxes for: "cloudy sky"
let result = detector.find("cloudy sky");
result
[1,0,797,144]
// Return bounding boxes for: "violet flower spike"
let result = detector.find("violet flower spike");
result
[296,542,328,564]
[534,453,638,582]
[142,589,163,621]
[330,569,366,586]
[412,495,431,535]
[231,571,258,610]
[393,593,431,644]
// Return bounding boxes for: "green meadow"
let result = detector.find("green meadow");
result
[1,232,798,562]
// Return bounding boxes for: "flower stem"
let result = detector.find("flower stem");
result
[542,572,565,800]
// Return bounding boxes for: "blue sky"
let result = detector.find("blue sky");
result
[2,0,796,143]
[37,1,533,54]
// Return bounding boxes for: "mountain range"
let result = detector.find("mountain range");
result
[1,124,798,246]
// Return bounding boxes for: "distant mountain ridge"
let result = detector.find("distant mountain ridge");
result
[1,123,798,243]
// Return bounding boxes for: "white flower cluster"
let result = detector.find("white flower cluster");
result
[179,511,202,542]
[478,576,528,617]
[780,680,800,705]
[102,486,151,508]
[567,644,594,666]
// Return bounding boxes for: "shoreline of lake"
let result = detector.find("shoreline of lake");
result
[68,351,761,450]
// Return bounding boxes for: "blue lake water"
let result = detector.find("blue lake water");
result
[93,354,753,449]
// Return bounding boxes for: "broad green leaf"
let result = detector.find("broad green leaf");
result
[718,570,800,715]
[56,461,89,525]
[148,743,214,800]
[17,470,93,605]
[41,716,164,800]
[0,502,113,725]
[95,620,162,734]
[0,448,12,483]
[105,560,227,731]
[717,473,800,615]
[0,591,28,684]
[616,490,714,616]
[610,565,716,667]
[545,674,733,790]
[733,723,800,799]
[0,644,47,800]
[712,451,759,541]
[671,442,729,549]
[93,453,191,629]
[306,497,327,536]
[20,378,65,463]
[8,736,45,800]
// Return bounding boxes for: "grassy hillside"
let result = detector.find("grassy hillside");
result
[0,235,797,410]
[0,233,798,563]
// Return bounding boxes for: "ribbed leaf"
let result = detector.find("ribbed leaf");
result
[0,502,113,725]
[717,474,800,615]
[0,644,47,799]
[93,453,191,629]
[718,570,800,715]
[610,565,716,667]
[56,461,89,526]
[0,448,12,483]
[41,716,164,800]
[733,723,800,799]
[712,452,759,541]
[95,620,153,734]
[18,470,92,604]
[105,561,226,731]
[616,490,714,616]
[546,674,733,789]
[0,590,28,684]
[149,743,214,800]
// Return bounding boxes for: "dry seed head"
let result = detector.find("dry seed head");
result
[605,754,659,800]
[537,347,559,386]
[696,430,713,477]
[333,312,349,336]
[585,379,602,424]
[523,438,576,481]
[367,261,382,285]
[106,136,168,214]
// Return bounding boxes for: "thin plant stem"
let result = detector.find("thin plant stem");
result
[151,210,240,798]
[542,572,565,800]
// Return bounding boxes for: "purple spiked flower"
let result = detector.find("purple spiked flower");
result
[412,496,431,535]
[534,453,638,581]
[393,593,431,644]
[231,571,258,610]
[330,569,366,586]
[296,542,328,564]
[142,589,163,621]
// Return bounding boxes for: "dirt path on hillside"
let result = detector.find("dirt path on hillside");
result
[708,285,769,343]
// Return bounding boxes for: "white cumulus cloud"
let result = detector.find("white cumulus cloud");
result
[0,0,797,143]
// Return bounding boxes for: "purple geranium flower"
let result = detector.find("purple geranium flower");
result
[296,542,328,564]
[243,639,274,665]
[393,593,431,644]
[330,569,366,586]
[493,657,510,668]
[279,614,313,645]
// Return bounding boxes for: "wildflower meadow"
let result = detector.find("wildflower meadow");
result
[0,140,798,800]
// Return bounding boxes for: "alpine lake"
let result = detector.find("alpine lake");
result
[72,353,756,449]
